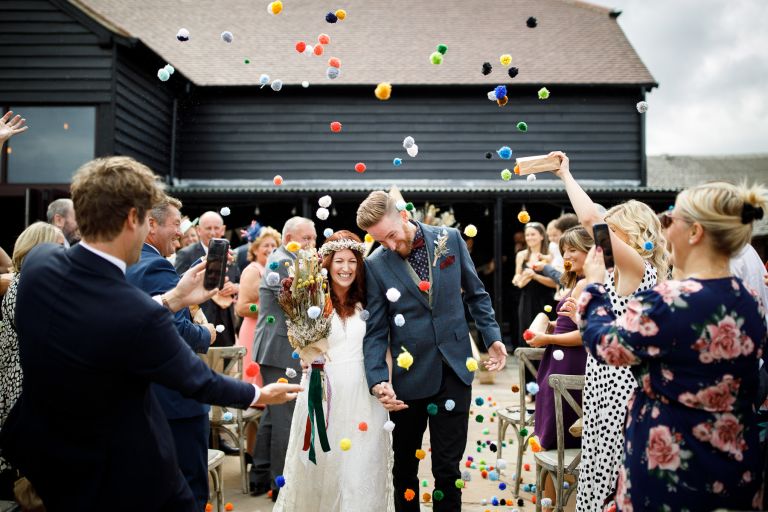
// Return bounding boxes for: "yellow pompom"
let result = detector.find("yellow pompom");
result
[364,233,374,244]
[286,241,301,252]
[544,305,553,313]
[528,436,543,453]
[463,224,478,238]
[517,211,530,224]
[415,449,426,460]
[277,377,288,383]
[500,54,512,66]
[466,357,478,372]
[397,347,414,371]
[335,8,347,19]
[340,438,352,451]
[268,1,283,14]
[375,82,392,101]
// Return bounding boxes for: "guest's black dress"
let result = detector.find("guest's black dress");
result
[516,259,556,345]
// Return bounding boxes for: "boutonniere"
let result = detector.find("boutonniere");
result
[432,229,450,267]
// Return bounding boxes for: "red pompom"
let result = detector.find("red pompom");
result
[523,463,531,471]
[354,162,366,173]
[330,121,342,133]
[465,460,472,467]
[418,280,431,292]
[295,41,306,53]
[328,57,341,68]
[246,362,260,377]
[313,44,324,56]
[523,329,535,341]
[358,422,368,431]
[318,33,331,45]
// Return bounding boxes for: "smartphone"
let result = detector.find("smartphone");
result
[203,238,229,290]
[592,223,615,270]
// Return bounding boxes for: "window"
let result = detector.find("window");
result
[5,106,95,184]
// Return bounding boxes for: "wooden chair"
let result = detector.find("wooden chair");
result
[201,346,264,494]
[534,374,585,512]
[496,346,545,497]
[207,449,225,512]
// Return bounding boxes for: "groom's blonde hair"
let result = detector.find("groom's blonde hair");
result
[356,190,398,230]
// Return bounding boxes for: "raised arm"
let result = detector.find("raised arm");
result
[0,111,28,145]
[548,151,645,289]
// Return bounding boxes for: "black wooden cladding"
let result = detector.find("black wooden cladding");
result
[114,48,173,175]
[177,90,643,183]
[0,0,113,104]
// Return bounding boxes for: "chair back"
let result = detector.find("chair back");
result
[548,374,585,475]
[200,346,247,422]
[513,347,546,423]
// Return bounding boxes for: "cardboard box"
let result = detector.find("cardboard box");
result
[515,154,561,175]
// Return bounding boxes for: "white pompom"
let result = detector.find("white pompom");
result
[302,81,310,88]
[402,136,415,149]
[386,288,401,302]
[496,458,507,469]
[215,324,225,333]
[487,90,497,101]
[271,79,283,92]
[307,306,321,319]
[360,309,370,321]
[406,144,419,157]
[318,195,332,208]
[553,349,564,361]
[383,420,396,432]
[394,314,405,327]
[220,31,233,43]
[636,101,649,113]
[266,272,280,286]
[316,207,330,220]
[219,206,231,216]
[395,200,407,211]
[526,174,536,182]
[285,368,297,379]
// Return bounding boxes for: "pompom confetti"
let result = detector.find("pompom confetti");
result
[339,438,352,451]
[528,436,542,452]
[527,174,537,182]
[482,62,492,75]
[266,272,280,286]
[454,479,465,489]
[330,121,342,133]
[318,195,332,208]
[335,9,347,20]
[496,458,507,469]
[364,234,374,244]
[500,54,512,66]
[508,67,519,79]
[275,475,286,488]
[164,64,175,75]
[516,121,528,132]
[266,315,276,323]
[219,206,230,217]
[220,31,233,43]
[415,449,427,459]
[403,136,415,149]
[386,288,401,302]
[313,45,324,56]
[157,68,170,82]
[326,67,340,80]
[302,81,310,88]
[354,162,367,173]
[259,74,270,87]
[360,309,370,321]
[271,79,283,92]
[538,87,550,100]
[286,241,301,252]
[494,85,507,100]
[526,381,540,395]
[496,95,508,107]
[475,396,485,406]
[285,367,297,379]
[527,16,538,28]
[215,324,225,333]
[393,158,403,166]
[497,146,512,160]
[325,11,338,23]
[246,362,260,377]
[307,306,321,319]
[544,304,553,313]
[541,498,553,508]
[553,349,564,361]
[318,33,330,45]
[643,240,654,251]
[637,101,649,113]
[418,280,431,292]
[224,503,234,511]
[316,207,329,220]
[466,357,479,372]
[517,211,530,223]
[397,347,414,370]
[464,224,477,237]
[328,57,341,68]
[445,399,455,411]
[267,1,282,14]
[427,403,438,416]
[430,52,443,65]
[395,200,407,211]
[394,314,405,327]
[433,490,444,501]
[383,420,396,432]
[501,169,512,181]
[295,41,306,53]
[436,44,448,55]
[404,489,416,502]
[406,144,419,157]
[375,82,392,101]
[273,174,284,185]
[269,261,279,271]
[358,422,368,432]
[487,91,497,102]
[176,28,190,42]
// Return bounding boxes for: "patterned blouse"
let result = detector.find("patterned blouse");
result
[0,275,21,472]
[578,277,767,511]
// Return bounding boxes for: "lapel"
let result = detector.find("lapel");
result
[420,223,442,301]
[382,248,430,310]
[142,243,161,261]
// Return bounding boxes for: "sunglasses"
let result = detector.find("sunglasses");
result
[660,211,689,229]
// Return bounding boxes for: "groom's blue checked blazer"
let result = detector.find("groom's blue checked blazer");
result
[363,222,502,401]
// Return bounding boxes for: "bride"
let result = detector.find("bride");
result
[274,230,395,512]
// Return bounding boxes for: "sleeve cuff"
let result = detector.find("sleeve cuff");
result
[249,384,261,406]
[152,294,163,305]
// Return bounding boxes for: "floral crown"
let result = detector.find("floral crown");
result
[318,239,366,257]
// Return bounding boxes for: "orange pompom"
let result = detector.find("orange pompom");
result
[418,280,431,292]
[528,436,542,453]
[415,449,426,460]
[318,33,331,45]
[295,41,306,53]
[511,384,520,392]
[354,162,366,173]
[497,95,509,107]
[313,44,324,56]
[514,164,520,175]
[532,495,537,504]
[328,57,341,68]
[422,492,431,502]
[224,503,234,511]
[524,463,531,471]
[277,377,288,383]
[358,422,368,432]
[330,121,342,133]
[404,489,416,501]
[245,362,260,377]
[205,504,213,512]
[273,175,283,185]
[481,470,488,479]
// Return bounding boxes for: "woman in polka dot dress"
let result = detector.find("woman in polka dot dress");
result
[547,152,669,511]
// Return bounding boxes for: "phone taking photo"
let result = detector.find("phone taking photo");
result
[203,238,229,290]
[592,223,616,270]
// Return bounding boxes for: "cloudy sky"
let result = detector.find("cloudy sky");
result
[594,0,768,156]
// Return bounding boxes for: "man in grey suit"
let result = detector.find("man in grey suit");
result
[249,216,317,498]
[357,191,507,512]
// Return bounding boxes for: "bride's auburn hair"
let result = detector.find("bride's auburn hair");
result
[321,230,367,319]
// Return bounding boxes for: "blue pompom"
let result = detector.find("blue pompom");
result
[275,475,286,487]
[292,351,300,359]
[325,11,338,23]
[475,397,485,406]
[499,482,507,490]
[222,411,234,421]
[643,240,654,251]
[494,85,507,100]
[526,381,540,395]
[323,228,334,238]
[488,470,499,481]
[393,158,403,166]
[491,497,500,506]
[496,146,512,160]
[269,261,279,271]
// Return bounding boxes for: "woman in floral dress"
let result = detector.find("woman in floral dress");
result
[578,181,767,510]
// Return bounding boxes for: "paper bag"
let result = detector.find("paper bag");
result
[515,154,561,175]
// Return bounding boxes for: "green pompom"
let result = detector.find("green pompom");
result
[454,479,465,489]
[427,403,439,416]
[538,87,550,100]
[244,58,251,64]
[475,414,484,423]
[482,428,490,435]
[436,44,448,55]
[421,479,429,487]
[433,490,445,501]
[516,121,528,132]
[405,202,415,211]
[476,446,481,452]
[266,315,276,324]
[501,169,512,181]
[249,303,258,313]
[519,427,528,436]
[430,51,443,65]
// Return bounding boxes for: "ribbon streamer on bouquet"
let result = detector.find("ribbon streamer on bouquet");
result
[302,363,331,464]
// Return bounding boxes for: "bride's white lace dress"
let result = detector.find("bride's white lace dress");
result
[274,307,395,512]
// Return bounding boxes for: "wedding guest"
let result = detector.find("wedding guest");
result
[0,156,300,509]
[512,222,557,345]
[46,198,80,247]
[180,216,199,249]
[274,231,394,511]
[0,222,64,499]
[730,243,768,325]
[358,191,506,512]
[526,226,592,509]
[250,217,315,499]
[547,151,669,512]
[578,181,767,511]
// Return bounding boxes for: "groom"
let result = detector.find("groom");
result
[357,191,507,511]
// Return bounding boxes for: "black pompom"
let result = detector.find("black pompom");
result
[325,12,338,23]
[489,443,497,452]
[527,16,537,28]
[500,499,507,506]
[485,152,493,160]
[482,62,493,75]
[517,498,525,506]
[508,67,519,79]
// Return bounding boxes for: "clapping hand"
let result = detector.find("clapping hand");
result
[484,341,507,371]
[373,382,408,412]
[0,111,28,145]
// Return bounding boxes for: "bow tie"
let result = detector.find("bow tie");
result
[411,237,425,249]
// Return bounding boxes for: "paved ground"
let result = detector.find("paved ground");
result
[212,361,576,512]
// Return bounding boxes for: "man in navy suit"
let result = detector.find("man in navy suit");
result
[357,191,507,511]
[0,156,301,511]
[126,195,217,511]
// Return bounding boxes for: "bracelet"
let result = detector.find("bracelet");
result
[161,294,171,310]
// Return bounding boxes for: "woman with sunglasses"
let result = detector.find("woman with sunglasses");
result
[547,151,669,511]
[578,181,767,510]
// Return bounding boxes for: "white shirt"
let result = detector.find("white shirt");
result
[730,243,768,324]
